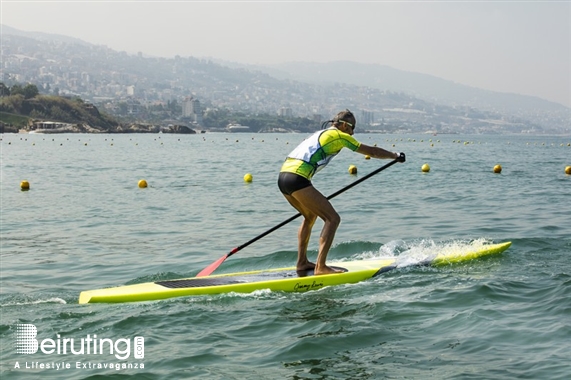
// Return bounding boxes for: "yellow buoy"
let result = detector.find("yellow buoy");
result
[20,180,30,191]
[565,166,571,175]
[364,155,371,160]
[244,173,253,183]
[348,165,358,175]
[421,164,430,173]
[493,165,502,174]
[138,179,148,188]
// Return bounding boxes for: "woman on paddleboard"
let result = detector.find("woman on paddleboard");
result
[278,109,406,275]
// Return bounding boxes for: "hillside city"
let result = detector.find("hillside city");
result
[1,30,569,134]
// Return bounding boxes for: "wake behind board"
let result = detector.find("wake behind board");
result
[78,241,511,304]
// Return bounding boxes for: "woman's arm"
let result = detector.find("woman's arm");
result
[356,144,398,159]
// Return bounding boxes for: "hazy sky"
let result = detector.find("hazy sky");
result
[2,1,570,107]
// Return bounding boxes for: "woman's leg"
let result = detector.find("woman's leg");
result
[283,192,317,270]
[284,185,342,275]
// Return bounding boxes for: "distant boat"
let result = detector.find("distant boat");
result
[29,127,74,134]
[227,123,250,132]
[29,121,75,134]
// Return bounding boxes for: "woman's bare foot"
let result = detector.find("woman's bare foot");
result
[297,260,316,271]
[314,265,344,275]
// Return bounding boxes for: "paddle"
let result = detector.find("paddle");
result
[196,157,401,277]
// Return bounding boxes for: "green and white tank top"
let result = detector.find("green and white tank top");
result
[280,127,361,180]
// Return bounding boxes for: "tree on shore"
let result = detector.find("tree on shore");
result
[7,83,39,99]
[0,83,10,97]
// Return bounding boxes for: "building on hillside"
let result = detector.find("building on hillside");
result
[278,107,293,117]
[182,96,202,124]
[360,110,374,126]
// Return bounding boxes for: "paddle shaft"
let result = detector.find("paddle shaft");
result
[231,158,399,255]
[196,158,399,276]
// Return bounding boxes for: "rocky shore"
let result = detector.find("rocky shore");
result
[2,122,197,134]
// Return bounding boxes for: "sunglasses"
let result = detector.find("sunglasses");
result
[342,121,355,131]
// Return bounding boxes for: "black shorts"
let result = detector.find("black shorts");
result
[278,172,312,195]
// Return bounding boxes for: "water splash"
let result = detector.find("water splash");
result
[351,238,495,268]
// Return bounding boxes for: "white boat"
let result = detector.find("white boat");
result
[227,123,251,132]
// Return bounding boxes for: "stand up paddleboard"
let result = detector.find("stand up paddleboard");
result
[78,241,511,304]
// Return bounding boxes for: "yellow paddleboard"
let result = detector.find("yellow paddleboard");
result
[79,241,511,304]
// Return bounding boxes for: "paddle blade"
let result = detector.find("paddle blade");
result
[196,254,229,277]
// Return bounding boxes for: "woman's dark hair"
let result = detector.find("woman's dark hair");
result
[333,109,355,126]
[321,109,356,129]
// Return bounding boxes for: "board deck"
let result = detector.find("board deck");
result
[78,241,511,304]
[155,265,348,289]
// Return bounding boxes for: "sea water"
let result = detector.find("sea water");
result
[1,133,570,379]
